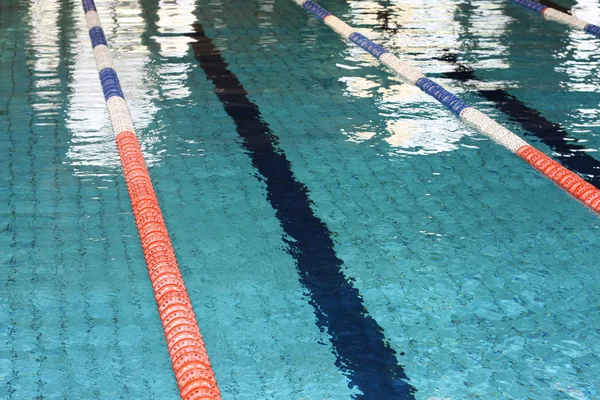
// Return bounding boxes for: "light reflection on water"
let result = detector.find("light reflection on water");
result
[28,1,62,127]
[334,0,519,155]
[152,0,197,105]
[24,0,600,174]
[66,0,159,175]
[154,0,196,58]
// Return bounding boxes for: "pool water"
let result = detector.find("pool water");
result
[1,0,600,399]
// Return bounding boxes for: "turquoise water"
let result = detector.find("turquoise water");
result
[1,0,600,399]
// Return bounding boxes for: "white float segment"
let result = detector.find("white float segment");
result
[106,97,136,136]
[92,45,115,72]
[460,108,528,153]
[543,8,589,30]
[324,16,355,39]
[294,0,305,6]
[85,10,102,30]
[379,53,425,85]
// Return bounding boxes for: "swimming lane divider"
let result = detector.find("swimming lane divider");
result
[80,1,221,399]
[438,52,600,188]
[293,0,600,214]
[511,0,600,37]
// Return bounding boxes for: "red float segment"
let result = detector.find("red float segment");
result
[517,145,600,213]
[114,131,222,399]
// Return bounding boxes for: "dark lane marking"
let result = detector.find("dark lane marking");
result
[186,21,416,399]
[438,53,600,188]
[537,0,573,14]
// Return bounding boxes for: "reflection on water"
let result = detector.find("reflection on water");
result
[152,0,197,102]
[339,75,379,98]
[28,0,62,127]
[384,118,470,155]
[334,0,473,154]
[66,0,159,175]
[257,0,278,47]
[571,0,600,26]
[154,0,196,58]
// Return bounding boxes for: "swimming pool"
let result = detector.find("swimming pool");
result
[1,0,600,398]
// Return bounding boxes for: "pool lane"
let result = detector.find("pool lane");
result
[1,0,181,398]
[185,16,416,400]
[185,0,600,398]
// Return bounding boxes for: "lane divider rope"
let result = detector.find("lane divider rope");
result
[293,0,600,214]
[80,1,222,398]
[512,0,600,37]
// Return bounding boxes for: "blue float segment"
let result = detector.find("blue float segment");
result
[99,68,124,100]
[511,0,547,13]
[302,0,331,22]
[82,0,96,13]
[89,26,107,48]
[349,33,389,59]
[584,24,600,37]
[416,78,471,116]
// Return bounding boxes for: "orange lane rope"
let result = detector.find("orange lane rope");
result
[82,0,222,398]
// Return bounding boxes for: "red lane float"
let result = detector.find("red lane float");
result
[115,131,221,400]
[82,1,222,396]
[517,145,600,212]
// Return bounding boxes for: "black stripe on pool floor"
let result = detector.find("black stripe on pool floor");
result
[437,53,600,188]
[186,20,416,400]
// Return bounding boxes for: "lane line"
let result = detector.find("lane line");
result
[186,19,417,400]
[438,53,600,188]
[80,1,221,399]
[293,0,600,214]
[511,0,600,36]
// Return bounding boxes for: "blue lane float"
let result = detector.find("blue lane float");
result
[98,68,124,101]
[349,32,389,59]
[89,26,107,48]
[512,0,547,13]
[302,0,330,21]
[82,0,96,12]
[584,24,600,36]
[415,78,471,116]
